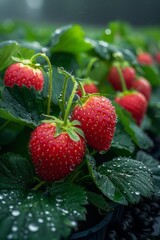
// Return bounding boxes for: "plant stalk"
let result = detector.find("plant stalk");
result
[63,76,77,126]
[30,53,53,115]
[115,64,127,92]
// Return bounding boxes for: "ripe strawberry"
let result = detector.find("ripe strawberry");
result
[132,77,151,102]
[77,82,99,97]
[115,92,147,125]
[71,96,116,152]
[155,52,160,64]
[107,66,136,91]
[4,63,44,91]
[29,123,86,182]
[137,52,153,65]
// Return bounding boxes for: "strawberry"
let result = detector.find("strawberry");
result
[137,52,153,65]
[29,122,86,182]
[115,92,147,125]
[77,82,99,97]
[155,52,160,64]
[107,66,136,91]
[71,96,116,152]
[132,77,151,102]
[4,62,44,91]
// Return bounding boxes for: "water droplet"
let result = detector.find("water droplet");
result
[12,226,18,232]
[7,234,13,239]
[45,211,49,215]
[12,210,20,217]
[28,223,39,232]
[0,195,3,200]
[28,213,33,217]
[38,218,44,223]
[135,191,140,196]
[51,227,56,232]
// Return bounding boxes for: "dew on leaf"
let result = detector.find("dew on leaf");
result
[28,213,33,218]
[12,226,18,232]
[51,227,56,232]
[7,234,14,239]
[38,218,44,223]
[0,195,3,200]
[135,191,140,196]
[12,210,20,217]
[28,223,39,232]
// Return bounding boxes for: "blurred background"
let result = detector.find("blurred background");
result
[0,0,160,27]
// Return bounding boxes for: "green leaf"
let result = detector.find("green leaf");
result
[0,40,20,71]
[93,40,118,60]
[0,153,34,189]
[139,65,160,86]
[115,104,153,150]
[0,184,87,240]
[112,122,135,153]
[86,155,153,205]
[0,119,24,145]
[0,85,46,127]
[87,191,113,212]
[136,151,160,195]
[50,25,92,54]
[66,128,80,142]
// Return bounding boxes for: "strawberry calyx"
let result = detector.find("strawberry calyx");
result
[42,115,85,142]
[77,77,98,86]
[77,92,100,106]
[115,90,139,98]
[12,56,41,69]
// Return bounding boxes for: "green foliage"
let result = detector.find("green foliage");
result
[87,155,153,205]
[136,151,160,195]
[0,86,46,127]
[0,41,20,71]
[115,104,153,150]
[0,184,87,240]
[50,25,93,54]
[0,153,34,189]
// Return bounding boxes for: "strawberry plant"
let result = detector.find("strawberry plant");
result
[0,21,160,240]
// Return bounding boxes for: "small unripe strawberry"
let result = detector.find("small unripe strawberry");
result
[107,66,136,91]
[29,123,86,182]
[77,83,99,97]
[71,96,116,152]
[137,52,153,65]
[115,92,147,125]
[132,77,151,102]
[4,63,44,91]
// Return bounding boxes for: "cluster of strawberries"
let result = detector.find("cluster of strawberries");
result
[3,50,157,183]
[78,52,154,126]
[4,59,117,182]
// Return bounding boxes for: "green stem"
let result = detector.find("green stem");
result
[0,120,10,131]
[32,181,46,191]
[63,76,77,126]
[61,76,69,118]
[115,64,127,92]
[85,58,97,78]
[78,81,86,97]
[30,53,53,115]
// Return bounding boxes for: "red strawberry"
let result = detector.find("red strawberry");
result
[4,63,44,91]
[137,52,153,65]
[71,96,116,152]
[115,92,147,125]
[77,83,99,97]
[155,52,160,64]
[108,66,136,91]
[29,123,86,182]
[132,77,151,102]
